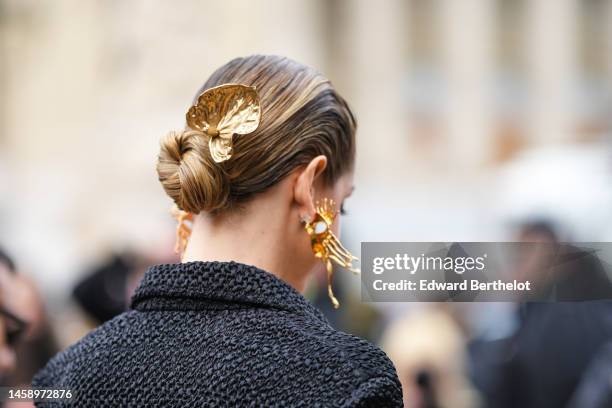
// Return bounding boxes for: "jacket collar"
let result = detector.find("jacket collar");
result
[131,261,326,322]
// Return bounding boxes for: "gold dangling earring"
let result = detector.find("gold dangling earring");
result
[302,198,359,309]
[171,204,193,259]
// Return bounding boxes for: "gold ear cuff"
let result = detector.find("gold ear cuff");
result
[303,198,359,309]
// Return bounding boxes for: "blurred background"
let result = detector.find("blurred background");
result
[1,0,612,407]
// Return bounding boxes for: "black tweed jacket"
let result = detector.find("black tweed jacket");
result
[33,261,403,407]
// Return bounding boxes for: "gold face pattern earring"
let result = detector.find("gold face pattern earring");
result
[302,198,360,309]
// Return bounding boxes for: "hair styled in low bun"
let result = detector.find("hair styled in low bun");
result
[157,55,356,214]
[157,130,229,213]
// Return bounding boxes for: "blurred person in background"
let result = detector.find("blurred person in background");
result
[568,340,612,407]
[382,305,481,408]
[469,221,612,408]
[72,252,139,325]
[72,248,177,327]
[0,249,18,382]
[308,267,384,343]
[513,221,612,302]
[32,55,402,407]
[0,247,58,408]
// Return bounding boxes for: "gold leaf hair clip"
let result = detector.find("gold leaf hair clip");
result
[186,84,261,163]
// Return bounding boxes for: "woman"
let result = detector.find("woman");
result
[33,55,403,407]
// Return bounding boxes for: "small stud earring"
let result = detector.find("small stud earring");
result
[302,198,359,309]
[300,214,313,225]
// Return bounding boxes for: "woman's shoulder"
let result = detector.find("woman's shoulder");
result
[32,307,403,406]
[32,310,141,387]
[261,310,403,406]
[317,325,401,390]
[308,328,404,406]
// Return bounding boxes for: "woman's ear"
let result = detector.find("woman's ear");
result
[293,155,327,220]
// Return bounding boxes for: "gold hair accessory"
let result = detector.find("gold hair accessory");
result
[171,204,193,258]
[186,84,261,163]
[303,198,359,309]
[167,84,259,255]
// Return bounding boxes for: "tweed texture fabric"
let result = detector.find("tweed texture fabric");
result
[33,261,403,407]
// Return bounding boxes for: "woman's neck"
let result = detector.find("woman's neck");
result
[181,197,307,292]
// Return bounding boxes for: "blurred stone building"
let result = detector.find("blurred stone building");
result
[0,0,611,294]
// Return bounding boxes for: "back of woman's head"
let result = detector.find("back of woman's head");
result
[157,55,356,214]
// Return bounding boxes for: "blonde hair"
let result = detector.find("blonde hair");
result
[157,55,356,214]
